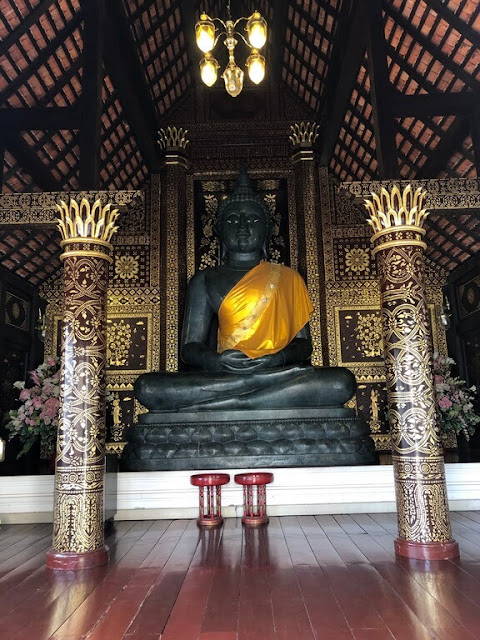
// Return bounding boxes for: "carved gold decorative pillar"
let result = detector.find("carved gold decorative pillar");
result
[46,198,119,570]
[364,186,459,560]
[157,126,189,371]
[289,122,328,365]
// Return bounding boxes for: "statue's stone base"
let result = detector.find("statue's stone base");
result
[120,408,377,471]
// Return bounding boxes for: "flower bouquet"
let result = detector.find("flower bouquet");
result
[433,354,480,441]
[5,357,60,459]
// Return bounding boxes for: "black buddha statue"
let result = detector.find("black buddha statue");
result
[135,167,356,412]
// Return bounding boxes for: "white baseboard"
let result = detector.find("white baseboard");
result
[1,464,479,524]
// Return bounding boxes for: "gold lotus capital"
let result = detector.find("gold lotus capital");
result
[289,121,319,147]
[157,126,190,150]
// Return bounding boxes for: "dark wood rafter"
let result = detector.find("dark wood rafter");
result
[416,117,471,179]
[0,142,4,191]
[2,6,82,112]
[0,11,84,105]
[0,0,56,57]
[425,0,480,49]
[426,217,471,261]
[270,0,288,86]
[386,43,438,96]
[1,232,49,264]
[383,3,480,92]
[179,1,198,86]
[317,1,367,166]
[443,213,480,245]
[5,136,63,191]
[470,103,480,176]
[0,106,81,133]
[391,92,477,118]
[103,0,162,172]
[364,0,397,178]
[289,4,337,46]
[79,0,104,189]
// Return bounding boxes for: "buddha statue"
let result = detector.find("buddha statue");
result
[135,167,356,412]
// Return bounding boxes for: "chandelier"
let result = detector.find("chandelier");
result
[195,6,267,98]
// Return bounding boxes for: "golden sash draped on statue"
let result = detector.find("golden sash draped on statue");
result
[217,261,313,358]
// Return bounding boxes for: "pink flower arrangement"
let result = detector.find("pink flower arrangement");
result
[433,354,480,441]
[5,357,60,458]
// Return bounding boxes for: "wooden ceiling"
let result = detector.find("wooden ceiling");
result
[0,0,479,282]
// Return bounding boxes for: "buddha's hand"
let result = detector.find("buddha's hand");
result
[219,350,284,373]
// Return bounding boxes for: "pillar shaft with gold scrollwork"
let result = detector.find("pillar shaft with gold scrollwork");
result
[364,185,459,560]
[289,122,328,366]
[157,126,189,372]
[46,198,119,570]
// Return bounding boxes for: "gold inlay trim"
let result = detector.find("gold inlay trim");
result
[372,238,427,255]
[60,249,114,263]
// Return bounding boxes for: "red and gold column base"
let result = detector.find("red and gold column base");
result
[395,538,459,560]
[46,546,109,570]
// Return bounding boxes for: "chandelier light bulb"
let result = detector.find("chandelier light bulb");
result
[195,13,215,53]
[222,62,244,97]
[200,54,219,86]
[246,12,267,49]
[246,51,265,84]
[195,10,267,97]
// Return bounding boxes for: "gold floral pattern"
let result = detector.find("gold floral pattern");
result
[354,312,383,357]
[115,255,139,280]
[107,320,133,366]
[345,247,370,273]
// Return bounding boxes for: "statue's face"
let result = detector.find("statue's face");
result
[220,202,267,254]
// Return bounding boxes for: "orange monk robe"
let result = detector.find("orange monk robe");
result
[217,261,313,359]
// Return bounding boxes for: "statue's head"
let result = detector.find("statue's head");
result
[215,167,273,259]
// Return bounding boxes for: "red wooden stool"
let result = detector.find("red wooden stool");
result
[190,473,230,527]
[234,472,274,526]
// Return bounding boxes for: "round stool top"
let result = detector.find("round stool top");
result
[234,472,274,486]
[190,473,230,487]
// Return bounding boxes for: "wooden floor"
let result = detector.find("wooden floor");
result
[2,514,480,639]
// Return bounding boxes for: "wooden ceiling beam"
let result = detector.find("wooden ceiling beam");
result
[470,103,480,175]
[0,11,83,104]
[317,1,366,165]
[421,0,480,49]
[0,0,56,57]
[416,116,470,179]
[391,91,477,118]
[364,0,397,178]
[103,0,162,172]
[270,0,288,86]
[79,0,104,189]
[179,1,198,85]
[383,3,479,92]
[0,106,80,132]
[425,216,467,262]
[289,4,338,43]
[5,136,63,191]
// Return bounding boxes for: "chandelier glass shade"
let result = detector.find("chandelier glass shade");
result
[195,10,267,97]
